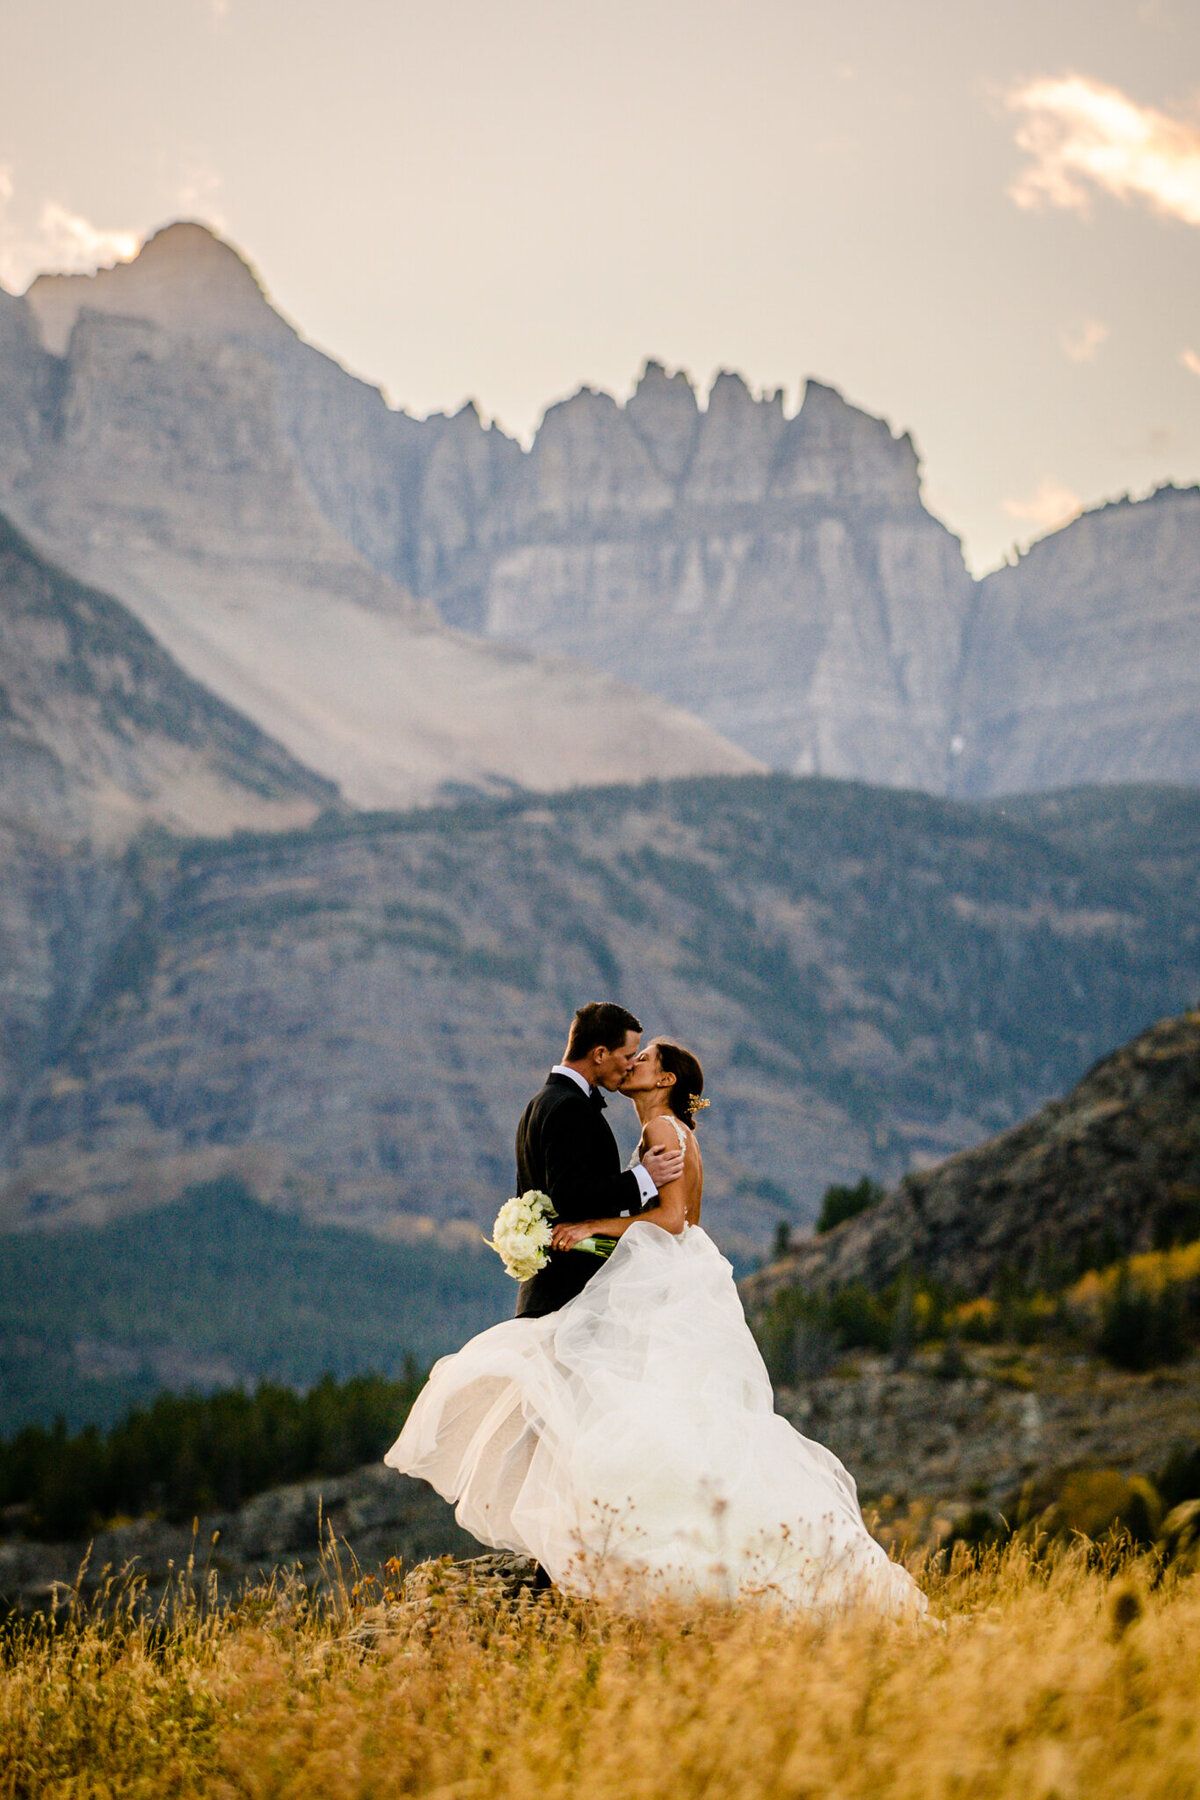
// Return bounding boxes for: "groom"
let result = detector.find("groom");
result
[514,1001,684,1319]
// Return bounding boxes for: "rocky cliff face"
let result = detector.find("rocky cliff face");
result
[0,289,54,492]
[443,374,1199,799]
[3,245,759,813]
[3,779,1196,1257]
[0,826,132,1157]
[745,1007,1200,1305]
[957,487,1200,795]
[477,370,974,792]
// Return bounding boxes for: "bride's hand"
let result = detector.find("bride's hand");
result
[551,1220,596,1251]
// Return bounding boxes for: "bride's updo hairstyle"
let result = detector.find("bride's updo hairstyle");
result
[655,1040,707,1127]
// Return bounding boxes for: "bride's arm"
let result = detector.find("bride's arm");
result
[550,1118,688,1248]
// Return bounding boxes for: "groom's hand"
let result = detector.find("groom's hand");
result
[642,1144,685,1192]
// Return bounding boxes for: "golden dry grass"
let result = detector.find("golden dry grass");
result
[2,1543,1198,1800]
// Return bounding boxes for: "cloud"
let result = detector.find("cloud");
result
[34,204,140,274]
[1059,316,1109,362]
[1003,478,1083,535]
[1182,348,1200,376]
[1007,74,1200,225]
[0,171,139,291]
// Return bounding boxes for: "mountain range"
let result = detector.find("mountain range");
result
[0,222,1197,1427]
[7,220,1197,808]
[0,231,756,834]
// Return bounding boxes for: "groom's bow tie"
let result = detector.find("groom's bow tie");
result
[589,1086,607,1111]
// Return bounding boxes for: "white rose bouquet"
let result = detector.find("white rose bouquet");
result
[486,1189,557,1281]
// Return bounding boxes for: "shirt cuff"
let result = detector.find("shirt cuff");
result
[633,1164,657,1205]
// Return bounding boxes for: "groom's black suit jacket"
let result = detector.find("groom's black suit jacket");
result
[514,1073,646,1319]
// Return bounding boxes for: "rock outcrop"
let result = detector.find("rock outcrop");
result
[745,1008,1200,1305]
[773,1342,1200,1529]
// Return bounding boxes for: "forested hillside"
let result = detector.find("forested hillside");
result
[0,1179,507,1434]
[4,777,1197,1260]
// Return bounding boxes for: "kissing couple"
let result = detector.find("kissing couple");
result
[387,1002,924,1614]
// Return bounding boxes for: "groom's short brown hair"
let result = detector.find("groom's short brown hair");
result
[566,1001,642,1059]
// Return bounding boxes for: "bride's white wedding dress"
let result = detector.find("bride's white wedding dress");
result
[386,1165,924,1614]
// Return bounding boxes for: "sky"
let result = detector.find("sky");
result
[2,0,1198,573]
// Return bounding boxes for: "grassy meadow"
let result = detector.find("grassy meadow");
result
[2,1541,1198,1799]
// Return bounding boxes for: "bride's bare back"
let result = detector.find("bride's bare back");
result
[639,1113,702,1226]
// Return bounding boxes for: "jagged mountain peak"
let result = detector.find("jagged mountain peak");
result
[541,383,623,425]
[24,220,292,356]
[631,357,697,402]
[535,363,793,442]
[515,382,673,526]
[776,378,921,503]
[708,367,766,408]
[625,359,701,483]
[797,376,854,416]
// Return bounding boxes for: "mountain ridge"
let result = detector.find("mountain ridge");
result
[16,221,1196,803]
[2,776,1196,1260]
[744,1006,1200,1307]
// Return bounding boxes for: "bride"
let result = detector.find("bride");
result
[385,1038,924,1615]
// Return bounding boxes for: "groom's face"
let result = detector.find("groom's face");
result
[592,1030,642,1091]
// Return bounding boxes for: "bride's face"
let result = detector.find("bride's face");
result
[620,1041,663,1095]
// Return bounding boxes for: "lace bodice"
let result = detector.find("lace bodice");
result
[630,1113,690,1164]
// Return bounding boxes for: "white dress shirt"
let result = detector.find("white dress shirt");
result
[550,1065,657,1209]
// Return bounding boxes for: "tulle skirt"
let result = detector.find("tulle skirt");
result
[385,1223,924,1614]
